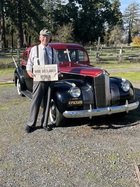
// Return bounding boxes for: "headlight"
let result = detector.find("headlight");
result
[121,80,130,92]
[69,86,81,97]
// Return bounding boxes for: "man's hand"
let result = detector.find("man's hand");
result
[58,71,63,78]
[27,71,35,78]
[54,71,63,78]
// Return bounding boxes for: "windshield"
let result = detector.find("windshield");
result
[56,49,87,63]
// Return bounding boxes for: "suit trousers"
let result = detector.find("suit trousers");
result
[26,81,52,127]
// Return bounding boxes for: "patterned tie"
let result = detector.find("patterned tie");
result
[44,47,49,64]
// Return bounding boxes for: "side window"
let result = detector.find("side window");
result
[55,48,87,62]
[78,50,86,61]
[57,50,69,62]
[70,50,77,62]
[70,49,86,62]
[70,51,76,59]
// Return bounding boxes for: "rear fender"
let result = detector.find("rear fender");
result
[14,67,27,90]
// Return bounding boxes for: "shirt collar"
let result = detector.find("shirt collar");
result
[40,44,45,49]
[40,44,48,50]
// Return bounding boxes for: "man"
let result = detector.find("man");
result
[25,29,59,133]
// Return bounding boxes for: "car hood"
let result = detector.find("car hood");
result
[59,66,104,77]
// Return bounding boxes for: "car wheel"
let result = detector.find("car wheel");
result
[17,78,24,96]
[49,99,65,127]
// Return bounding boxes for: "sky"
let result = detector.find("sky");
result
[120,0,140,12]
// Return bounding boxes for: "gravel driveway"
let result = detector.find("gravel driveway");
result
[0,84,140,187]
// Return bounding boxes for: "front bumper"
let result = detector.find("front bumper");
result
[63,101,139,118]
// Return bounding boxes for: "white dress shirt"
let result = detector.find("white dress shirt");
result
[26,44,59,72]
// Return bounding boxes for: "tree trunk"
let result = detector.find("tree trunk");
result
[11,30,14,48]
[128,25,132,45]
[0,0,6,49]
[16,0,23,48]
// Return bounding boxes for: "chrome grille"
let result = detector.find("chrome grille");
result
[94,72,110,108]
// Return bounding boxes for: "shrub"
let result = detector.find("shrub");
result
[132,36,140,46]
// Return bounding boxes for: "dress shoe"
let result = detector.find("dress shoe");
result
[25,125,34,133]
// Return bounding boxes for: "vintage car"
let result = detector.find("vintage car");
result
[14,43,139,126]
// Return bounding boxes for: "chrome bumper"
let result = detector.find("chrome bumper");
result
[63,101,139,118]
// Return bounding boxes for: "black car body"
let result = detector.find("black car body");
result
[14,43,139,126]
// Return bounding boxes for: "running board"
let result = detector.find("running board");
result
[21,90,32,100]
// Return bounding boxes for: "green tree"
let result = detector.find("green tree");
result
[54,23,74,42]
[123,2,140,45]
[73,0,122,44]
[43,0,63,31]
[102,0,122,46]
[0,0,124,48]
[53,0,78,30]
[1,0,46,48]
[109,25,122,46]
[107,0,122,28]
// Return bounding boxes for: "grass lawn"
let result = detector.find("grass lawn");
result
[93,63,140,83]
[92,62,140,69]
[110,72,140,83]
[0,68,14,75]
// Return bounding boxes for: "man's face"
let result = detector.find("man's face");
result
[39,35,51,46]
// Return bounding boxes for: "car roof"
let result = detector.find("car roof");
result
[49,42,85,50]
[25,42,85,51]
